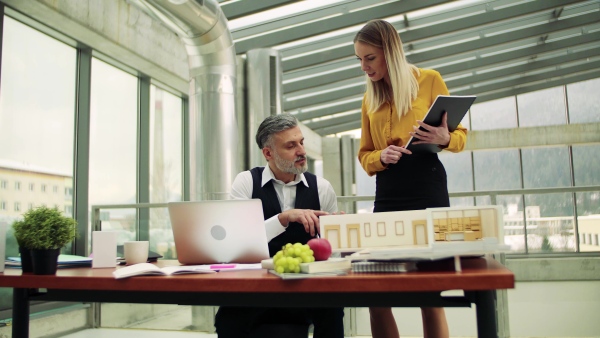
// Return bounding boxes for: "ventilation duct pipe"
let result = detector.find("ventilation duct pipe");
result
[246,49,283,168]
[130,0,237,201]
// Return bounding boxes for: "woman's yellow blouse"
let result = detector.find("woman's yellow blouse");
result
[358,69,468,176]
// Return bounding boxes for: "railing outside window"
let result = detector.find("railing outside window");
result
[91,185,600,256]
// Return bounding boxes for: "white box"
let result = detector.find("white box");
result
[92,231,117,268]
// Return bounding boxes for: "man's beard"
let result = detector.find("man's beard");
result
[273,150,307,175]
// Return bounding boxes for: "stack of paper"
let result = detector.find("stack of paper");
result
[6,254,92,268]
[351,260,417,273]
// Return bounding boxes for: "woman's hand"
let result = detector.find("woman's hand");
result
[380,145,412,164]
[410,112,451,147]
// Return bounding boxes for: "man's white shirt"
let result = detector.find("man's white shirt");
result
[230,165,338,241]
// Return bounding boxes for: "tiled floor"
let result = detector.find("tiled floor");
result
[62,328,371,337]
[62,329,216,337]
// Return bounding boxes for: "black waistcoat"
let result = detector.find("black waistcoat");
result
[250,167,321,256]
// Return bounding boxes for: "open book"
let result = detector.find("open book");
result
[405,95,476,153]
[113,263,216,279]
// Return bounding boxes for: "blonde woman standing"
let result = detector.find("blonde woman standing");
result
[354,19,467,338]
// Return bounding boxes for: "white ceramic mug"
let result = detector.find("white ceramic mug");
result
[123,241,149,265]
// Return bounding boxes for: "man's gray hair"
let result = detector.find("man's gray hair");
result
[255,114,299,149]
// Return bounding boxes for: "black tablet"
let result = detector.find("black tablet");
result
[405,95,476,153]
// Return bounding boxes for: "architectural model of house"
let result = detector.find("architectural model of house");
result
[320,205,509,259]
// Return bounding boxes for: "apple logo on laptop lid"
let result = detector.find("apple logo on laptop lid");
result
[211,225,226,240]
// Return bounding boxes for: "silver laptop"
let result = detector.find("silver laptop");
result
[167,199,270,265]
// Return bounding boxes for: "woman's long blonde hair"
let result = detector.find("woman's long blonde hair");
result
[354,19,419,117]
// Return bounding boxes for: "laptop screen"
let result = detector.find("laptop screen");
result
[168,199,270,264]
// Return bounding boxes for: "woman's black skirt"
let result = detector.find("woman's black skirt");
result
[374,153,450,213]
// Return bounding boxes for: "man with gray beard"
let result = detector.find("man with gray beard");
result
[214,114,344,338]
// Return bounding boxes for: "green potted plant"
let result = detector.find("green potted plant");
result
[12,206,77,275]
[11,219,34,273]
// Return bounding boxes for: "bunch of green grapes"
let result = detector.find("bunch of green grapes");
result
[273,242,315,273]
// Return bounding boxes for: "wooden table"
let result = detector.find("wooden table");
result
[0,257,514,338]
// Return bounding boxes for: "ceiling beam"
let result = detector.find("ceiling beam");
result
[285,34,600,94]
[470,68,600,103]
[284,85,364,111]
[284,48,600,113]
[282,0,594,71]
[288,61,600,133]
[304,112,361,130]
[284,32,600,94]
[294,98,363,121]
[314,121,362,136]
[234,0,449,54]
[221,0,301,20]
[446,48,600,89]
[453,59,600,95]
[435,33,600,76]
[284,66,362,93]
[406,13,600,65]
[231,0,382,39]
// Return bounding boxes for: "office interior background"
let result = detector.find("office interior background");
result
[0,0,599,337]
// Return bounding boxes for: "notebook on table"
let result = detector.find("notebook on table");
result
[167,199,270,265]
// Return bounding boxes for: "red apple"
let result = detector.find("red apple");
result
[307,238,332,261]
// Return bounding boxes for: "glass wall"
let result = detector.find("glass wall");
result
[0,16,76,312]
[351,77,600,254]
[89,58,138,245]
[465,83,600,253]
[517,87,567,127]
[470,96,517,130]
[566,78,600,124]
[0,12,186,316]
[149,85,183,259]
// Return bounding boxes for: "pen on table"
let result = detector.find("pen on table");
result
[209,264,237,270]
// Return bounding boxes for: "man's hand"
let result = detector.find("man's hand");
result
[409,112,451,147]
[279,209,329,236]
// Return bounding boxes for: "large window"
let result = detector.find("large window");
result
[0,16,76,311]
[89,58,138,244]
[567,78,600,124]
[0,10,188,315]
[517,87,567,127]
[149,85,183,259]
[149,86,182,203]
[470,96,517,130]
[473,149,522,191]
[439,150,474,207]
